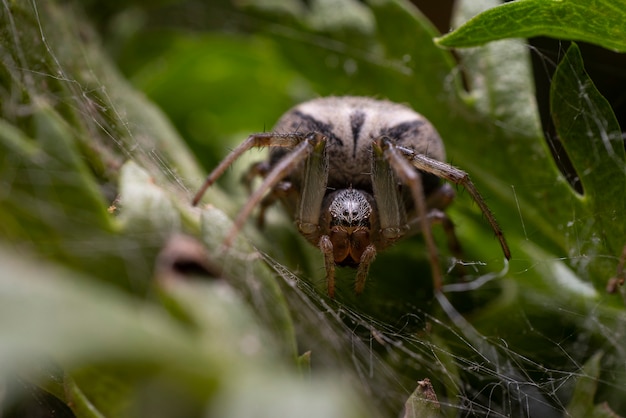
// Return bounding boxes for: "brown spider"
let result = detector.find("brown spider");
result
[193,96,510,297]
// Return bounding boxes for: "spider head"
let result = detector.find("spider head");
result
[327,189,374,267]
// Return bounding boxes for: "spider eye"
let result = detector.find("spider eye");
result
[329,189,373,227]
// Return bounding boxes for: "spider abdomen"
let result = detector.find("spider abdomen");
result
[271,96,446,193]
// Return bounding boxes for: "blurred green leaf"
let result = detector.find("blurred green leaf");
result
[436,0,626,52]
[41,372,123,418]
[198,206,298,356]
[118,161,182,238]
[120,33,307,170]
[0,0,208,290]
[0,105,111,233]
[566,351,603,417]
[0,246,217,375]
[0,244,365,417]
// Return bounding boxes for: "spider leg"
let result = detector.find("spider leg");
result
[426,182,456,211]
[241,161,271,194]
[291,134,341,296]
[355,244,377,294]
[406,209,463,258]
[192,132,313,206]
[254,181,294,228]
[295,132,329,243]
[403,152,511,260]
[371,137,408,249]
[223,132,327,247]
[405,183,461,256]
[374,137,444,290]
[242,161,298,228]
[319,238,375,297]
[319,235,336,298]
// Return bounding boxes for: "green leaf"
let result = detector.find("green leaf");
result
[0,0,210,290]
[0,107,135,287]
[198,206,298,358]
[118,161,181,239]
[436,0,626,53]
[0,246,217,375]
[445,0,573,261]
[120,33,304,171]
[60,375,107,418]
[0,245,366,417]
[550,43,626,282]
[0,106,112,232]
[566,351,602,417]
[237,0,455,122]
[450,0,543,137]
[155,262,280,362]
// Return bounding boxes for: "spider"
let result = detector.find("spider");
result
[192,96,510,297]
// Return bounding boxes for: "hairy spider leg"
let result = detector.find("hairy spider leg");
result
[375,138,444,290]
[404,151,511,260]
[223,132,327,248]
[354,245,377,295]
[319,236,336,297]
[192,132,315,206]
[428,210,462,259]
[296,134,329,242]
[400,181,462,259]
[241,162,298,228]
[371,138,409,245]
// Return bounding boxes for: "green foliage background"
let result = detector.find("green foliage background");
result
[1,0,625,416]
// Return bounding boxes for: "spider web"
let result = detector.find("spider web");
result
[2,1,626,417]
[261,255,610,417]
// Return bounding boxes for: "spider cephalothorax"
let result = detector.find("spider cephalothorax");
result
[193,96,510,297]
